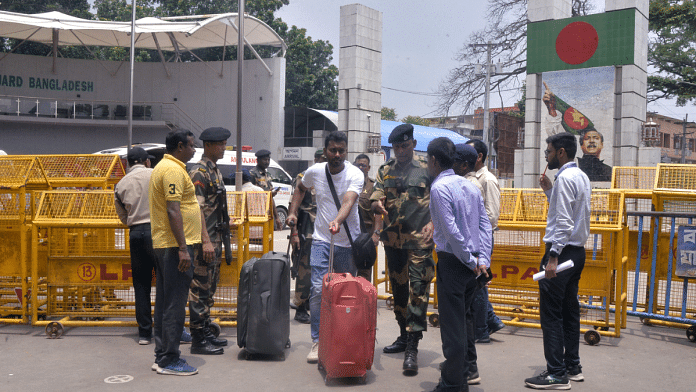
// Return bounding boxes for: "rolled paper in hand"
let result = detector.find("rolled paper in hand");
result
[533,260,574,281]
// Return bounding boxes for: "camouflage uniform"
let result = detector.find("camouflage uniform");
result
[188,156,226,330]
[291,171,317,307]
[357,177,375,281]
[249,166,273,191]
[370,156,434,334]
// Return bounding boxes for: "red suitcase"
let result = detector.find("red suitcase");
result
[317,238,377,385]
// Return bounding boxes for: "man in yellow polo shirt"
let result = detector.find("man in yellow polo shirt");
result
[149,130,214,376]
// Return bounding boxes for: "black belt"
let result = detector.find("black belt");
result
[130,223,151,229]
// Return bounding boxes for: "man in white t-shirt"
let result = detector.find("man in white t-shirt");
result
[287,131,364,364]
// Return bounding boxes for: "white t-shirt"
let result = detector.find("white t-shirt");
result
[300,161,364,247]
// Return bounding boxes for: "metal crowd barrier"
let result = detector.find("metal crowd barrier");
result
[483,189,628,345]
[0,155,124,327]
[625,211,696,342]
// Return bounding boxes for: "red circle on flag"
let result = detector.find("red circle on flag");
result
[555,21,598,65]
[563,108,588,130]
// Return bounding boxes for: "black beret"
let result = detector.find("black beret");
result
[199,127,231,142]
[127,147,154,163]
[388,123,414,144]
[454,143,478,165]
[230,169,253,183]
[255,149,271,158]
[315,149,325,158]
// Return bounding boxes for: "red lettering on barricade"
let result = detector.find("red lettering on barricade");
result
[501,265,519,279]
[78,262,96,282]
[521,267,539,280]
[122,264,132,280]
[100,264,118,280]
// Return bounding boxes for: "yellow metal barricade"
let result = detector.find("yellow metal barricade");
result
[246,191,274,259]
[210,192,247,328]
[484,189,627,345]
[0,155,124,327]
[31,190,134,337]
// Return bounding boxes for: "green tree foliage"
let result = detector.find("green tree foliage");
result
[648,0,696,106]
[284,26,338,110]
[381,107,397,121]
[401,115,429,126]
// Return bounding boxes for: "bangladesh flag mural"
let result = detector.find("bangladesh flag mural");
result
[527,9,636,73]
[541,67,615,182]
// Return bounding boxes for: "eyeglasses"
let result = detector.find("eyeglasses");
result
[355,163,367,168]
[544,149,551,157]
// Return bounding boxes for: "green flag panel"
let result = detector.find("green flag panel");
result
[527,9,635,74]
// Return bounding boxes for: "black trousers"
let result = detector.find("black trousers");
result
[128,223,156,338]
[154,246,193,368]
[539,244,586,376]
[437,251,478,391]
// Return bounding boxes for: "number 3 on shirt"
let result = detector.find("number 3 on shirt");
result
[169,184,176,194]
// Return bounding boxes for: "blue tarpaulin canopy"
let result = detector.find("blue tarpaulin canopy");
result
[379,120,469,152]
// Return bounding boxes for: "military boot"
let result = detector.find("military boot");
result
[402,332,421,375]
[383,323,408,353]
[203,326,227,347]
[190,328,224,355]
[294,302,310,324]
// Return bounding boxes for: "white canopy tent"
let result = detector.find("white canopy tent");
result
[0,10,286,52]
[0,9,286,158]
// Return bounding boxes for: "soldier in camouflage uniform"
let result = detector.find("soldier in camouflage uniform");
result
[249,149,282,230]
[289,149,325,324]
[370,124,435,376]
[187,127,230,355]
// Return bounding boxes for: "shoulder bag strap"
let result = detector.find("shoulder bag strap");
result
[324,164,354,245]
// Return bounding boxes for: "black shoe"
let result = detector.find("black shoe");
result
[467,370,481,385]
[402,333,420,375]
[475,335,491,344]
[190,329,224,355]
[383,335,408,353]
[402,350,418,375]
[294,307,310,324]
[524,371,570,390]
[566,364,584,382]
[489,321,505,335]
[204,328,227,347]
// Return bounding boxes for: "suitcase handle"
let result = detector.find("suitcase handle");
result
[327,233,335,281]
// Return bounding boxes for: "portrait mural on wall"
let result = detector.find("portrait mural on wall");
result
[541,66,614,182]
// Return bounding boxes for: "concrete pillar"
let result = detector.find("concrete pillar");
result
[339,4,383,167]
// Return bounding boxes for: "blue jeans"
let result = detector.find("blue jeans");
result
[309,240,356,342]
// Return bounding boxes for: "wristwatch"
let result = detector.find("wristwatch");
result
[549,250,559,258]
[373,229,381,235]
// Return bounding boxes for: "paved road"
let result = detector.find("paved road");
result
[2,229,695,391]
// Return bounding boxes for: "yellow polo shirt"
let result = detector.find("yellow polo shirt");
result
[149,154,202,249]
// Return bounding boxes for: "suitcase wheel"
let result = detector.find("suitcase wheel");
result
[386,296,394,310]
[324,375,332,386]
[207,322,221,338]
[285,339,291,349]
[358,375,367,385]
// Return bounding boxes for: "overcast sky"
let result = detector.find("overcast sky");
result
[277,0,693,121]
[88,0,694,121]
[277,1,491,118]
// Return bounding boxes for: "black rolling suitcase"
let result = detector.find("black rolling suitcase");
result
[237,244,291,359]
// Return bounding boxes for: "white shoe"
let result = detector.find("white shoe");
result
[151,362,160,371]
[307,342,319,363]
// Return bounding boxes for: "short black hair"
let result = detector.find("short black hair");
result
[466,139,488,164]
[165,130,194,153]
[354,153,370,163]
[427,137,455,169]
[324,131,348,148]
[580,129,603,146]
[546,132,578,159]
